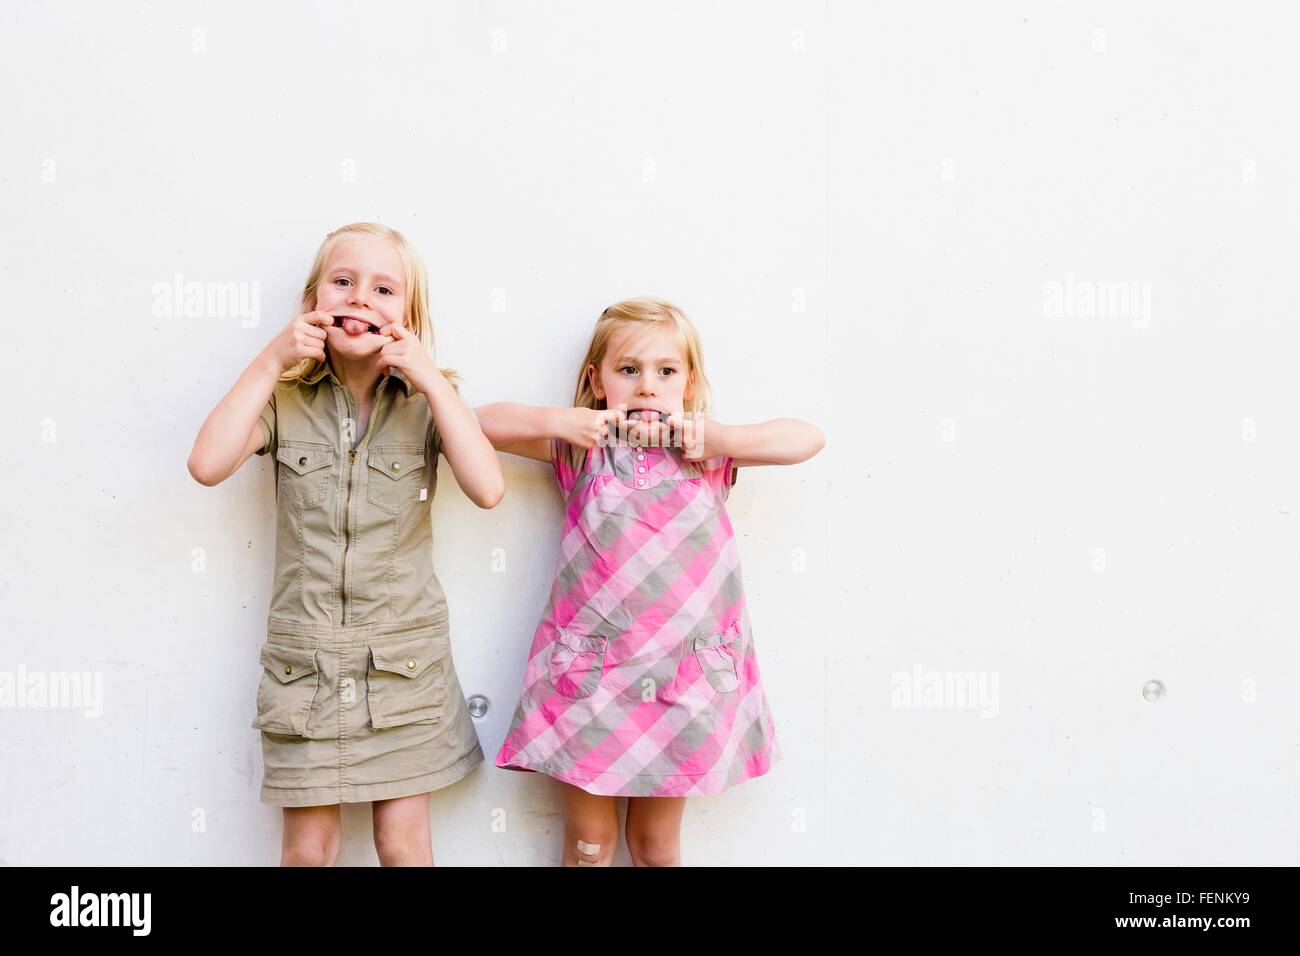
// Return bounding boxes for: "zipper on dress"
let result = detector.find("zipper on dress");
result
[337,381,380,628]
[342,447,356,625]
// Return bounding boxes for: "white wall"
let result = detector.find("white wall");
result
[1,1,1295,865]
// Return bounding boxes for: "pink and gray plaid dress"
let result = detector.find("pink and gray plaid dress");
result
[494,434,782,797]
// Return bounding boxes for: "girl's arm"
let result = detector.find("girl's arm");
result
[373,323,505,509]
[702,417,825,467]
[474,403,561,462]
[421,375,505,509]
[187,311,333,486]
[475,403,625,462]
[188,352,282,485]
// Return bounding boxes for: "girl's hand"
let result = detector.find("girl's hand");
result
[267,311,332,371]
[557,407,627,448]
[627,413,709,458]
[626,412,674,450]
[376,322,442,393]
[661,413,708,460]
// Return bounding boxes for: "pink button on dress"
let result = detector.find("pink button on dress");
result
[494,434,782,797]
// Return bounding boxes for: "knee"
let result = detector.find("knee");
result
[626,829,680,867]
[374,827,432,866]
[281,836,338,867]
[571,832,616,867]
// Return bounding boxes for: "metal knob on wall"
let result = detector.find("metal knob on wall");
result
[1142,679,1166,702]
[467,694,490,718]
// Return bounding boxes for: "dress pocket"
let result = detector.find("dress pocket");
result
[366,446,427,515]
[548,627,609,699]
[366,631,448,729]
[692,622,742,694]
[276,441,335,507]
[252,643,322,736]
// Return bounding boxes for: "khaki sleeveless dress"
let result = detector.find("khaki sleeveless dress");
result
[250,362,484,807]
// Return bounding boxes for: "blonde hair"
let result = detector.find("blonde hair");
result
[563,296,712,472]
[281,222,459,388]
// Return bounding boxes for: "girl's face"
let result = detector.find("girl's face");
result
[587,325,694,420]
[314,236,407,360]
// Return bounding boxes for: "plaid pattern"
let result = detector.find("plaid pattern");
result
[494,436,781,796]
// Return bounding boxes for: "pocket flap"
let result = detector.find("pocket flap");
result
[556,628,608,653]
[370,632,448,679]
[367,448,426,481]
[277,443,334,477]
[259,644,319,684]
[692,620,741,651]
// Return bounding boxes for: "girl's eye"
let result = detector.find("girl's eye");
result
[659,368,676,376]
[333,277,394,295]
[620,366,638,375]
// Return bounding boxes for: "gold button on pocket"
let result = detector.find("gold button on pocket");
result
[275,442,335,508]
[252,643,322,737]
[366,631,449,729]
[366,447,426,515]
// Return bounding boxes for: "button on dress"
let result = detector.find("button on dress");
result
[494,434,782,797]
[251,363,484,807]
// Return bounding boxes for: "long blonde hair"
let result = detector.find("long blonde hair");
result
[281,222,459,387]
[563,296,712,471]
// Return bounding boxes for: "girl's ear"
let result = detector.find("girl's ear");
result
[587,363,604,400]
[684,369,696,403]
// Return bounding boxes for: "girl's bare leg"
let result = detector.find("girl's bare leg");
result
[560,781,619,866]
[372,792,434,866]
[281,805,342,866]
[624,796,686,867]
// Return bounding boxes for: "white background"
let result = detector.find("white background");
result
[1,1,1296,865]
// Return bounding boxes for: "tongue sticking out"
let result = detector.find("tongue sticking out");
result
[341,318,371,336]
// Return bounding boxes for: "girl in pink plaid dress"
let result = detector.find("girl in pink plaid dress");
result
[478,297,824,866]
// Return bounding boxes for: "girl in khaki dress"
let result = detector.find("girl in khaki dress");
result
[188,222,504,865]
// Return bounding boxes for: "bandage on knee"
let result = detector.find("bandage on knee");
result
[576,839,601,858]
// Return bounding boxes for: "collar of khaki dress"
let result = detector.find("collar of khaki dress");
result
[302,362,416,399]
